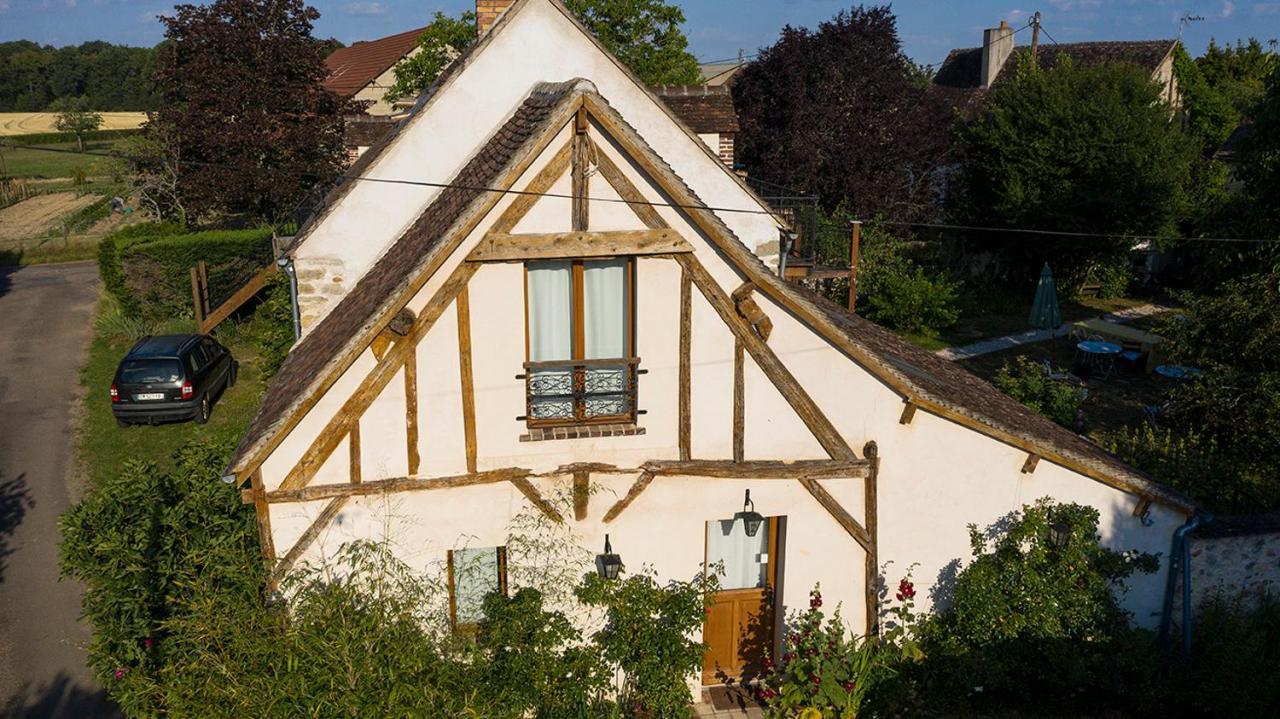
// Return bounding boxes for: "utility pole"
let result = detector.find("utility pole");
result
[1031,11,1042,71]
[848,221,862,312]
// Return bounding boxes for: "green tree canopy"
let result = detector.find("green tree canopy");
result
[955,57,1195,287]
[49,96,103,151]
[0,40,158,112]
[1197,38,1279,116]
[385,0,700,105]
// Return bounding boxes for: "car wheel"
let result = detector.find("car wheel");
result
[116,418,131,428]
[196,396,210,424]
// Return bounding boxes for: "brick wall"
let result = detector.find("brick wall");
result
[718,134,735,168]
[476,0,514,35]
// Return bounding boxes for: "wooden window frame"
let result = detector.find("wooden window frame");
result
[446,546,508,631]
[522,257,638,429]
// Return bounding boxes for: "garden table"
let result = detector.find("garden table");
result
[1069,319,1164,372]
[1076,340,1122,379]
[1155,364,1202,380]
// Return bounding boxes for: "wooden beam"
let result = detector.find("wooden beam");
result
[801,478,872,551]
[266,468,533,504]
[491,143,573,234]
[273,497,349,582]
[275,262,478,493]
[678,267,692,461]
[848,221,861,312]
[675,253,856,463]
[1133,496,1153,518]
[190,266,204,329]
[1021,454,1041,474]
[468,229,690,262]
[642,459,871,480]
[733,339,744,463]
[349,423,361,485]
[899,401,918,425]
[573,470,589,521]
[572,107,590,232]
[591,139,668,230]
[249,471,276,582]
[602,470,654,523]
[511,477,563,523]
[457,286,477,474]
[199,264,276,334]
[863,441,880,638]
[404,345,419,476]
[732,283,773,342]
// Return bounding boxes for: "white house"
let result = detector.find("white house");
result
[228,0,1195,695]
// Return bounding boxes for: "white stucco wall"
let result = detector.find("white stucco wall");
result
[293,0,779,332]
[262,86,1187,676]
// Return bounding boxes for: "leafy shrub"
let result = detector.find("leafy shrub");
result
[120,227,273,321]
[1084,257,1133,299]
[911,500,1160,711]
[236,273,294,379]
[857,227,960,335]
[994,355,1084,428]
[1101,425,1240,512]
[577,570,714,718]
[97,222,187,317]
[1179,594,1280,715]
[757,586,885,718]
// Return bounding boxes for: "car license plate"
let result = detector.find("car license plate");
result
[135,393,165,400]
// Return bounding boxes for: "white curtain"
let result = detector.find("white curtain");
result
[583,259,628,360]
[527,261,573,361]
[453,547,501,625]
[706,518,769,590]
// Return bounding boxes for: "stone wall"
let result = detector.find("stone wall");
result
[1173,512,1280,616]
[294,256,348,331]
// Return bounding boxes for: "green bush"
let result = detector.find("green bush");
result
[1179,594,1280,715]
[905,500,1160,713]
[994,355,1084,428]
[857,226,960,336]
[1084,258,1133,299]
[3,128,142,146]
[97,222,186,317]
[236,273,294,379]
[118,227,273,321]
[1101,425,1240,512]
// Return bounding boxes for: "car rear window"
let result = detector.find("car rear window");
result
[120,359,182,384]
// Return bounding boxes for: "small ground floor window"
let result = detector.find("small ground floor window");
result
[447,546,507,628]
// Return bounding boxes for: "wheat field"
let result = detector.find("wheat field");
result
[0,112,147,136]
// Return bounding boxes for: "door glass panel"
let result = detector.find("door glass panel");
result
[527,261,573,420]
[706,518,769,590]
[582,259,629,417]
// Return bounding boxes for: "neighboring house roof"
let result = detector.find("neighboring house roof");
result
[934,39,1177,89]
[699,62,745,87]
[323,26,426,98]
[651,85,740,134]
[231,75,1195,515]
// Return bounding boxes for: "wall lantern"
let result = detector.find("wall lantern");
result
[1047,522,1071,549]
[735,489,766,537]
[597,534,624,580]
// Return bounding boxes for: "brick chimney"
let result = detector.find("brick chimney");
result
[477,0,515,36]
[980,20,1015,89]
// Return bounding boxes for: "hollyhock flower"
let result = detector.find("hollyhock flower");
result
[897,578,916,600]
[143,638,154,650]
[114,668,127,680]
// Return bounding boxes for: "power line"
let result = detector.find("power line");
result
[6,142,1276,245]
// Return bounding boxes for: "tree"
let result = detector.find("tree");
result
[955,57,1195,287]
[384,11,477,104]
[149,0,357,222]
[384,0,700,105]
[564,0,700,84]
[1197,38,1279,116]
[731,5,958,220]
[50,96,103,151]
[1240,64,1280,234]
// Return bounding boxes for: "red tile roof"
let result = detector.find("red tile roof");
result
[651,85,740,134]
[323,26,427,98]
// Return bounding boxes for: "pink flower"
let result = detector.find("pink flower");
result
[113,668,127,680]
[897,578,916,600]
[143,638,155,650]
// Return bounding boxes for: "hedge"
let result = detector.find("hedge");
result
[2,128,143,147]
[99,224,273,320]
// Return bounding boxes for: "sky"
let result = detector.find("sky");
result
[0,0,1277,68]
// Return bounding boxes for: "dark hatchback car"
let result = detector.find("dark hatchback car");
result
[111,334,237,427]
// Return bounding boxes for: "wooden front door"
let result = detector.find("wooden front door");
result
[702,516,780,686]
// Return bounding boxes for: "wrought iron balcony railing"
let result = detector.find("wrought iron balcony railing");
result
[517,357,643,426]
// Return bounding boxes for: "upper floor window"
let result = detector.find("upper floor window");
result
[524,258,636,426]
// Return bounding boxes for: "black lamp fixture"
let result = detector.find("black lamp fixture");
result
[735,489,766,537]
[597,534,624,580]
[1047,521,1071,549]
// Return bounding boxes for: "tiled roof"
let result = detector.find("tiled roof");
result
[934,39,1176,89]
[323,26,427,98]
[229,80,581,473]
[651,85,740,134]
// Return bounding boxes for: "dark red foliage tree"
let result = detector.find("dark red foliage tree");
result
[151,0,356,222]
[732,5,959,221]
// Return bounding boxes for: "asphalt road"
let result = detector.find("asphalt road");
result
[0,262,117,717]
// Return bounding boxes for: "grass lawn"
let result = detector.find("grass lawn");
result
[78,302,268,487]
[0,139,127,179]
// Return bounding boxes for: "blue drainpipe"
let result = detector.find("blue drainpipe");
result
[1158,512,1209,654]
[276,256,302,341]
